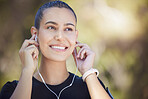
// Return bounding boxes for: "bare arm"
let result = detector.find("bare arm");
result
[10,69,33,99]
[73,41,112,99]
[85,73,111,99]
[10,34,39,99]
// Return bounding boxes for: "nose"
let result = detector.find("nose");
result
[54,31,64,41]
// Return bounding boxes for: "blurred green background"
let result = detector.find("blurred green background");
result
[0,0,148,99]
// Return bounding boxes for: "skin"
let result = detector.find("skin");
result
[10,7,111,99]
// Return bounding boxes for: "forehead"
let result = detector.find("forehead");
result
[41,7,76,25]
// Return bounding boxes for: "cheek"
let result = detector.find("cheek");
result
[67,33,77,44]
[38,30,52,42]
[68,35,77,53]
[38,31,50,51]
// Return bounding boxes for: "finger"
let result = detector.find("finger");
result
[27,40,39,47]
[80,49,89,59]
[26,44,37,51]
[29,34,36,40]
[76,41,80,44]
[75,43,90,49]
[25,45,39,58]
[32,47,39,59]
[77,47,85,58]
[21,40,39,49]
[80,49,86,59]
[79,48,89,59]
[79,47,93,59]
[76,41,90,48]
[76,45,89,56]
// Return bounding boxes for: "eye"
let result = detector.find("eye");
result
[47,26,56,30]
[65,28,73,31]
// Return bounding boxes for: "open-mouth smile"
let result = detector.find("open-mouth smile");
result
[49,45,68,52]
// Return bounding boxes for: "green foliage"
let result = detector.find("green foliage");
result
[0,0,148,99]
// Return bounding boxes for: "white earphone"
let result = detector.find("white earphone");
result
[35,35,37,42]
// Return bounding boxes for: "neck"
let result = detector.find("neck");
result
[34,55,69,85]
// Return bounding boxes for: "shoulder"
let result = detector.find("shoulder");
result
[0,80,18,99]
[0,80,18,92]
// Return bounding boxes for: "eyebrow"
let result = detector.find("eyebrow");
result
[64,23,75,27]
[45,21,75,27]
[45,21,58,25]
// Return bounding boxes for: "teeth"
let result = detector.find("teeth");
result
[51,46,66,50]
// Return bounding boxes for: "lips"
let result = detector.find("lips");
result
[49,44,68,51]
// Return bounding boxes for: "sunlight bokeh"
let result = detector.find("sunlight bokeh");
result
[0,0,148,99]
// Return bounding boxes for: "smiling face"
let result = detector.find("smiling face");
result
[34,7,78,61]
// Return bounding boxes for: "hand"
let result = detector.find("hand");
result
[19,34,39,74]
[72,41,95,75]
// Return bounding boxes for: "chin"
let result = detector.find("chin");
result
[48,57,67,62]
[41,47,73,62]
[44,54,70,62]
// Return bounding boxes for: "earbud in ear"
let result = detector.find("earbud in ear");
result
[35,35,38,42]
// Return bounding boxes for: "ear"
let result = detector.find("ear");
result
[30,26,38,36]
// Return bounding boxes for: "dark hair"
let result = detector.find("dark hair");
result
[34,0,77,29]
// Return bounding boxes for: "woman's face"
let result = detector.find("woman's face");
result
[38,7,78,61]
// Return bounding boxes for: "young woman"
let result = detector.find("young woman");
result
[0,1,113,99]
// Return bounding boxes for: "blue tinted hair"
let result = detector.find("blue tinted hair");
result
[34,0,77,29]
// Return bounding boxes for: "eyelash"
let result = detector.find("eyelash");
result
[65,28,73,31]
[46,26,73,32]
[47,26,56,30]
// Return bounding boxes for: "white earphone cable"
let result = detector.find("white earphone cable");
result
[36,54,78,99]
